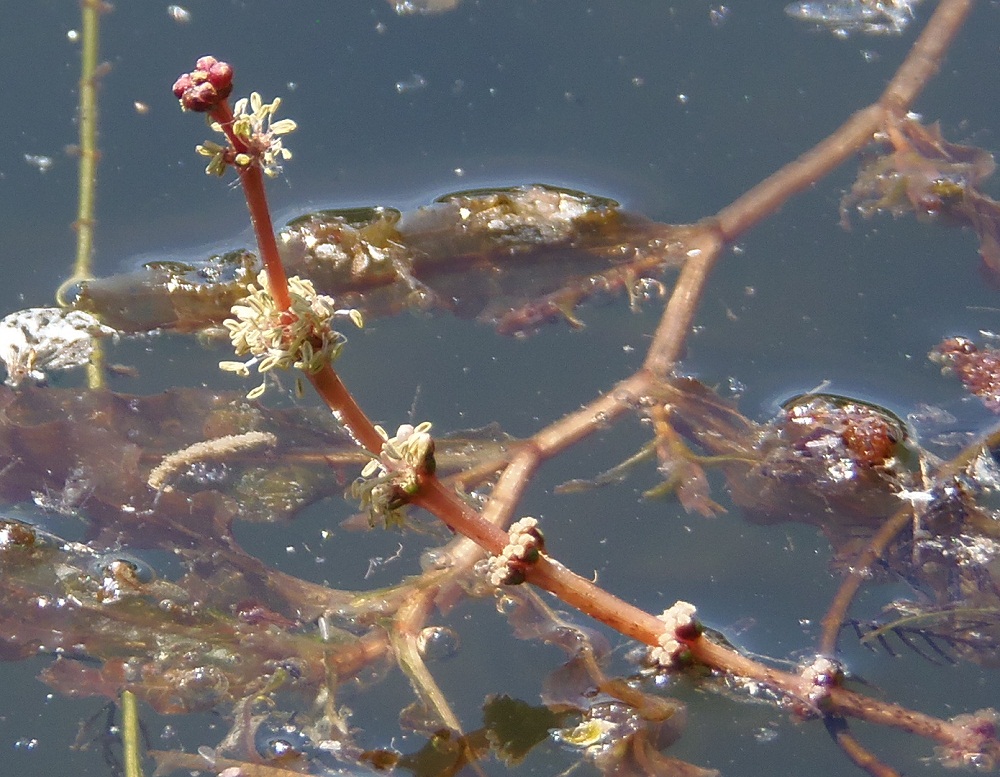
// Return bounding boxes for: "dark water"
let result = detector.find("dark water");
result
[1,2,999,775]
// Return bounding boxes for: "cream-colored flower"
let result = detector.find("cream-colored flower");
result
[195,91,297,177]
[195,140,229,177]
[352,422,435,527]
[649,601,698,667]
[220,271,361,399]
[218,91,297,177]
[483,517,545,587]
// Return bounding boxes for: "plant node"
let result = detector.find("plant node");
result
[935,708,1000,770]
[350,422,436,526]
[219,271,362,399]
[800,655,845,712]
[649,601,700,668]
[483,517,546,586]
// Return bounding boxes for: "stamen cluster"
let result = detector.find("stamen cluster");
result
[351,423,436,526]
[220,272,362,399]
[198,92,297,178]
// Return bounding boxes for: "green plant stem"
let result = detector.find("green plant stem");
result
[74,0,104,389]
[73,0,100,286]
[121,689,144,777]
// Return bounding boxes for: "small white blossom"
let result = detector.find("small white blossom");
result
[361,422,435,478]
[223,92,296,177]
[484,517,545,586]
[351,422,435,527]
[196,91,297,177]
[195,140,228,177]
[649,601,698,667]
[801,655,844,708]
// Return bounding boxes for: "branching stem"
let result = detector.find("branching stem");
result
[173,2,989,768]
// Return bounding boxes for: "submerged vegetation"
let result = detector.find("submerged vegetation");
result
[3,2,1000,776]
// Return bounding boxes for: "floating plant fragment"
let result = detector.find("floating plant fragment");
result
[389,0,461,14]
[852,601,1000,666]
[644,379,1000,670]
[0,307,115,386]
[841,118,1000,277]
[719,391,917,530]
[930,336,1000,413]
[70,185,690,335]
[482,695,559,766]
[785,0,921,36]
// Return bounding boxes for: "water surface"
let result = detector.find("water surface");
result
[0,2,998,775]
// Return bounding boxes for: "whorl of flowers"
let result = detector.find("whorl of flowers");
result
[198,91,297,178]
[220,272,362,399]
[649,601,700,668]
[350,423,436,527]
[483,517,546,586]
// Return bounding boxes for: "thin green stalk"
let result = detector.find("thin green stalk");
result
[74,1,99,280]
[121,689,144,777]
[69,0,104,388]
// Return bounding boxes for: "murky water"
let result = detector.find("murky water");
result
[1,2,998,775]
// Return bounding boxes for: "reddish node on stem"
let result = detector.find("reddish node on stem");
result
[172,56,234,112]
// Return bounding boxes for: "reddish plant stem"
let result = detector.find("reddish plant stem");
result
[196,0,986,764]
[306,364,384,455]
[207,101,385,453]
[510,546,993,757]
[482,0,975,539]
[207,101,292,312]
[819,503,913,655]
[405,467,993,757]
[414,474,509,551]
[391,0,987,761]
[480,369,653,529]
[825,717,902,777]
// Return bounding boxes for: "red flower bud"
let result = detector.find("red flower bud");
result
[172,57,234,112]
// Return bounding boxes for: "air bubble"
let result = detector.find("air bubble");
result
[417,626,460,661]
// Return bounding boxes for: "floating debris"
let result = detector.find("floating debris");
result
[785,0,921,36]
[395,73,428,94]
[167,4,191,24]
[0,308,115,386]
[389,0,461,14]
[931,337,1000,413]
[23,154,54,173]
[70,185,688,336]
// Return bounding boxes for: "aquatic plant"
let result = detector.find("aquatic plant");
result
[2,2,1000,776]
